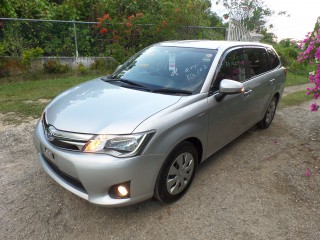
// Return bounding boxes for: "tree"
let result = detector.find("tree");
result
[215,0,272,29]
[0,0,17,18]
[51,0,107,21]
[0,0,52,19]
[95,0,221,62]
[214,0,287,35]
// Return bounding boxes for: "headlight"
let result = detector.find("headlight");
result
[82,131,154,157]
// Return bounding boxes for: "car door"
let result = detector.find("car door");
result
[206,48,257,157]
[243,47,275,121]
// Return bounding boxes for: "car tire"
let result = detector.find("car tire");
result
[154,141,198,203]
[257,96,278,129]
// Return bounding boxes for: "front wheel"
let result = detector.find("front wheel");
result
[257,96,278,129]
[154,141,198,203]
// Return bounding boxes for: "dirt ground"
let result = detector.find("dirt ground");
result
[1,100,320,240]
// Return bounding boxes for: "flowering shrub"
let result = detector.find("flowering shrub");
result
[96,12,160,63]
[95,0,219,64]
[298,18,320,111]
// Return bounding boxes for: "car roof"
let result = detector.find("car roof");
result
[156,40,271,51]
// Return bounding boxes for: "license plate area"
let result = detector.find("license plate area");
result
[41,144,56,163]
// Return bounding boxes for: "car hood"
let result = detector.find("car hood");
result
[45,78,181,134]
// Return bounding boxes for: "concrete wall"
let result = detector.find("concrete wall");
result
[39,56,115,68]
[0,56,116,77]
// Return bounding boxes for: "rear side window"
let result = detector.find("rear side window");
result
[267,48,281,70]
[245,48,268,77]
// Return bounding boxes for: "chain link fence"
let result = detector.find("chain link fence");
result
[0,18,226,58]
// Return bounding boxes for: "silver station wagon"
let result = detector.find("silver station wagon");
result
[34,40,286,206]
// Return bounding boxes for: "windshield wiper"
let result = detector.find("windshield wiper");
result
[101,76,151,91]
[153,88,192,95]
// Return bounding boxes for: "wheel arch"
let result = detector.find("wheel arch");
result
[274,92,280,104]
[183,137,203,165]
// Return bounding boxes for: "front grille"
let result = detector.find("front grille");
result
[42,154,87,193]
[42,113,93,151]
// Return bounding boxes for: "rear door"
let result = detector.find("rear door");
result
[243,47,275,122]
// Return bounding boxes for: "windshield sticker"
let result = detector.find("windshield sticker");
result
[169,53,176,71]
[171,68,178,76]
[203,53,213,62]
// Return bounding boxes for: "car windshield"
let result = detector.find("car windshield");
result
[110,46,217,94]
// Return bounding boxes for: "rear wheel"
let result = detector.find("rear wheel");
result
[154,141,198,203]
[257,96,278,129]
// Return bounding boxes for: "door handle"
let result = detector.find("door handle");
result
[269,78,275,84]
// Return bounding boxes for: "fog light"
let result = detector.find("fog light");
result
[118,186,128,197]
[109,181,131,199]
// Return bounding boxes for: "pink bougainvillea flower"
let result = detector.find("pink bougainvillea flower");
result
[310,102,319,111]
[103,14,110,20]
[315,47,320,59]
[128,15,134,21]
[305,169,311,177]
[309,75,315,82]
[126,22,132,27]
[314,93,320,99]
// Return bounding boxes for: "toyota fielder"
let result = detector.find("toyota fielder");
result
[34,40,286,206]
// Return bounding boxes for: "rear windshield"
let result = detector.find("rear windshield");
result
[111,46,217,93]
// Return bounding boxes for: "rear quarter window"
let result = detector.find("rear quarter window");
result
[267,48,281,70]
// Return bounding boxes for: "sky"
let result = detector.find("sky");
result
[212,0,319,41]
[264,0,319,41]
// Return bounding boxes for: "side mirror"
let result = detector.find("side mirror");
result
[219,79,244,94]
[215,79,244,102]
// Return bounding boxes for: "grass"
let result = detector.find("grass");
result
[280,90,313,107]
[0,71,315,124]
[285,72,309,87]
[0,74,103,123]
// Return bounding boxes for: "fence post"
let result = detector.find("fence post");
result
[73,20,79,58]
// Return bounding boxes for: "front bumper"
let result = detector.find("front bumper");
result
[33,121,165,206]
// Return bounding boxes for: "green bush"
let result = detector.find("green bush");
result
[21,47,44,66]
[43,60,70,73]
[274,43,310,75]
[107,42,135,64]
[91,59,106,70]
[0,43,4,56]
[76,62,88,75]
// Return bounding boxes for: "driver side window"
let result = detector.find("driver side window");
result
[213,49,245,91]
